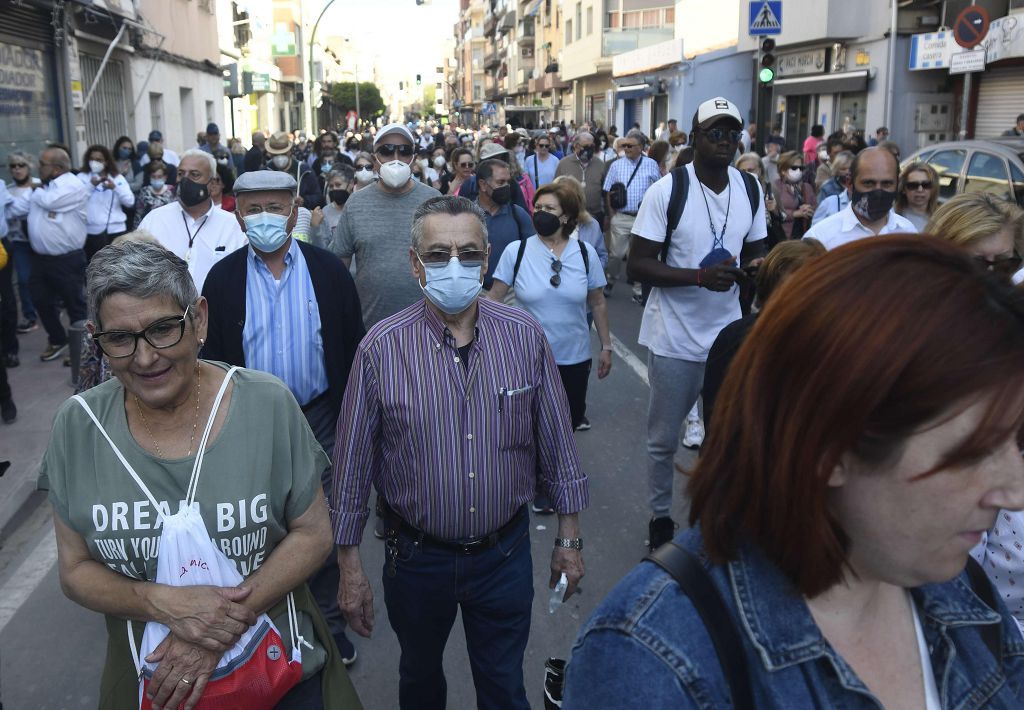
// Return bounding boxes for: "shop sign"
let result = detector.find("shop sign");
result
[984,15,1024,63]
[909,31,955,70]
[776,48,826,77]
[949,49,986,74]
[0,42,45,114]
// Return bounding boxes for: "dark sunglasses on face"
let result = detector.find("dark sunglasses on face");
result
[375,144,415,158]
[355,163,373,170]
[9,163,27,169]
[974,254,1023,276]
[458,161,475,169]
[537,143,551,149]
[704,128,744,144]
[906,181,933,191]
[418,249,486,268]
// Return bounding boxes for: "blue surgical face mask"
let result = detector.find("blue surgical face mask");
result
[243,211,291,253]
[418,256,482,314]
[150,178,166,190]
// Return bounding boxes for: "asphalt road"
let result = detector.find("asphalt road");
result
[0,291,698,709]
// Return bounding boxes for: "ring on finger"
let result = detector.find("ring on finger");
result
[179,677,192,685]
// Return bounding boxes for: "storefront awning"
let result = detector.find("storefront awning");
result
[772,70,869,96]
[526,0,543,17]
[504,105,548,112]
[614,83,651,101]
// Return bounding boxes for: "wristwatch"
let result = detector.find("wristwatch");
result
[601,345,613,352]
[555,537,583,550]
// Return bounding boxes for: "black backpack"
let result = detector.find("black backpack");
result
[512,235,590,287]
[660,167,762,262]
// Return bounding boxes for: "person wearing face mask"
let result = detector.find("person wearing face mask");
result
[200,170,366,670]
[311,131,352,175]
[331,195,589,710]
[412,148,436,186]
[472,159,534,293]
[310,167,355,251]
[351,152,376,192]
[332,123,441,328]
[771,151,817,240]
[133,160,176,228]
[112,136,141,193]
[76,144,136,261]
[813,136,845,193]
[138,149,247,291]
[431,147,453,193]
[804,147,917,249]
[455,143,531,213]
[264,132,325,210]
[555,132,609,233]
[199,123,234,177]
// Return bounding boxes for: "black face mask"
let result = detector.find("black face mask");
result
[178,177,209,207]
[578,147,594,162]
[490,184,512,205]
[329,189,349,206]
[533,210,562,237]
[851,187,897,222]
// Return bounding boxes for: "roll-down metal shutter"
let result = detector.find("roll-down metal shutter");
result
[975,67,1024,139]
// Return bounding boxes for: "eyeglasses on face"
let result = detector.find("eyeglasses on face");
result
[355,164,373,171]
[92,307,190,358]
[458,160,475,169]
[549,258,562,288]
[536,143,551,149]
[974,254,1023,276]
[905,180,933,191]
[703,128,743,144]
[417,248,486,268]
[375,144,415,158]
[241,202,290,216]
[9,163,27,169]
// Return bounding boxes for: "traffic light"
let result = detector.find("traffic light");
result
[416,74,422,86]
[759,38,776,84]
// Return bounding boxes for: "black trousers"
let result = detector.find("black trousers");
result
[84,230,127,262]
[29,249,87,347]
[557,359,592,429]
[0,238,17,355]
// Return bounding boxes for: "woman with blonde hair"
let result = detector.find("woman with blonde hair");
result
[926,191,1024,280]
[895,161,940,232]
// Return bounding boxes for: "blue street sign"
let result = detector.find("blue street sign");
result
[749,1,782,36]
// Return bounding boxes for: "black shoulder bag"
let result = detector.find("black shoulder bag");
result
[608,159,643,211]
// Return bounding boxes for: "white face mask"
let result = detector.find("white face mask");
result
[354,167,375,185]
[817,149,828,162]
[433,155,447,169]
[417,159,429,169]
[378,160,411,189]
[89,160,105,174]
[787,167,804,182]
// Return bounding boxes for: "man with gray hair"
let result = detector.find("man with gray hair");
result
[555,131,608,229]
[331,195,589,710]
[7,145,91,361]
[138,148,247,291]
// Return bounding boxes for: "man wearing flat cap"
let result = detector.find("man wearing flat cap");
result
[201,169,366,664]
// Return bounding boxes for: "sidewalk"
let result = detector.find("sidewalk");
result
[0,326,78,533]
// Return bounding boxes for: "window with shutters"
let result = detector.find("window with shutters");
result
[80,53,129,149]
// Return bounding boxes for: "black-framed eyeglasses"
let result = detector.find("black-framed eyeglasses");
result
[704,128,743,144]
[550,258,562,287]
[974,254,1023,276]
[375,144,415,158]
[417,249,487,268]
[92,308,191,358]
[906,180,933,191]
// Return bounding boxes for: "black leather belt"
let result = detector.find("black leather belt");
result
[377,498,526,555]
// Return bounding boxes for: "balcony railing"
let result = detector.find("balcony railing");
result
[601,27,673,55]
[484,51,501,70]
[517,17,535,43]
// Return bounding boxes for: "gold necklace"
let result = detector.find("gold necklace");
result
[135,364,202,458]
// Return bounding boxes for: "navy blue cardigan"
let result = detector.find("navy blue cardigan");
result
[200,240,365,416]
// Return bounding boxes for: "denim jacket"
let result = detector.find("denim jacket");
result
[564,528,1024,709]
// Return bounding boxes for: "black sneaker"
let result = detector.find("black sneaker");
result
[333,631,357,667]
[543,657,566,709]
[1,398,16,424]
[4,353,18,368]
[574,416,591,431]
[647,516,677,552]
[16,319,38,334]
[40,342,68,362]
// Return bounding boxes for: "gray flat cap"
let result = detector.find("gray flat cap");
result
[233,169,297,194]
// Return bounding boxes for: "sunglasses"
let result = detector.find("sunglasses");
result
[550,258,562,288]
[906,181,933,191]
[375,144,415,158]
[974,254,1023,276]
[9,163,27,169]
[704,128,743,144]
[355,164,373,170]
[418,249,486,268]
[458,161,475,169]
[537,143,551,149]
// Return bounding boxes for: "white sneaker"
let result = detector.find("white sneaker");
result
[682,417,705,449]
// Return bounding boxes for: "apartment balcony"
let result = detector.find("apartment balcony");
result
[484,13,497,36]
[498,10,516,35]
[484,50,501,70]
[517,17,535,44]
[528,72,569,92]
[601,27,674,56]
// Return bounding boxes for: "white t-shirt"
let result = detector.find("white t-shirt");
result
[493,236,606,365]
[633,164,766,361]
[138,200,248,292]
[910,595,942,709]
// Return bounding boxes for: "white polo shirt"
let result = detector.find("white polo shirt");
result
[138,200,247,291]
[803,203,918,250]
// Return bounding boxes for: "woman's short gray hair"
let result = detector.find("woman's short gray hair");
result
[410,196,488,251]
[86,241,198,327]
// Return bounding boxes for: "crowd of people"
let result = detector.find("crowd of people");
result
[4,93,1024,709]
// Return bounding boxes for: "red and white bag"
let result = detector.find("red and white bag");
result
[74,366,309,709]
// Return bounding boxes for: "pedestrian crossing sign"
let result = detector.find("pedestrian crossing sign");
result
[749,1,782,36]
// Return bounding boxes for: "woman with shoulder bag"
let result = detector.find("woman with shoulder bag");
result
[771,151,816,240]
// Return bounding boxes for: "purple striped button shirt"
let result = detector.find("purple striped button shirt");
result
[330,297,589,545]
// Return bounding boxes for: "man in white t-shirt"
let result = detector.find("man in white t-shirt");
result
[803,147,916,249]
[627,97,767,551]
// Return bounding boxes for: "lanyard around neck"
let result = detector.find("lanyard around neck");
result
[181,210,210,262]
[698,179,731,251]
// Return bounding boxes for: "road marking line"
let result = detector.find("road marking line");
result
[609,333,649,387]
[0,530,57,636]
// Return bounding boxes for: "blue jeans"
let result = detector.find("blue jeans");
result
[382,509,534,710]
[9,240,36,322]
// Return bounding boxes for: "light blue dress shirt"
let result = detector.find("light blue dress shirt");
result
[243,239,328,406]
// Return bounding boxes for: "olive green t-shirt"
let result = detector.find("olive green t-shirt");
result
[40,363,332,681]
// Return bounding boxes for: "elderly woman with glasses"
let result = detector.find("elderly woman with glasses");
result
[41,240,359,709]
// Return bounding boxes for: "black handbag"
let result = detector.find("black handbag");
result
[608,158,642,210]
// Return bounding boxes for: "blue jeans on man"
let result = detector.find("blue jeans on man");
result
[382,508,534,710]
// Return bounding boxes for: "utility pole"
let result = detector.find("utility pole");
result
[305,0,338,134]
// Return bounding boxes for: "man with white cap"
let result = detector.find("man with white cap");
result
[138,148,247,291]
[626,97,767,552]
[332,123,441,327]
[201,168,365,665]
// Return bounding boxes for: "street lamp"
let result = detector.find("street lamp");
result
[305,0,338,134]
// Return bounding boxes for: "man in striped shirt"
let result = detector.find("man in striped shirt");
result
[331,196,589,710]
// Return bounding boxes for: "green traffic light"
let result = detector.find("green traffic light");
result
[759,67,775,84]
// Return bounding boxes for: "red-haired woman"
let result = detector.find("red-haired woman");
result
[564,235,1024,708]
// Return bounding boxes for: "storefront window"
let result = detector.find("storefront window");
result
[0,38,62,184]
[837,92,867,134]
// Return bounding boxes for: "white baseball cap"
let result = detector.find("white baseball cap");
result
[693,97,743,130]
[373,123,415,148]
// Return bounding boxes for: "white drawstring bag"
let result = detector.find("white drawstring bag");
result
[74,366,310,709]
